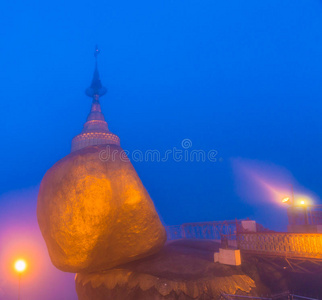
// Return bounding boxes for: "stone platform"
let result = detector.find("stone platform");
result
[75,240,260,300]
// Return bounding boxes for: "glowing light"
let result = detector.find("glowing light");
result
[282,197,290,203]
[14,259,27,273]
[295,196,312,206]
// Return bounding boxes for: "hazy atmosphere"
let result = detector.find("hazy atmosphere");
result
[1,0,322,299]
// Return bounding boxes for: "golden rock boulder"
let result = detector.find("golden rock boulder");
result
[37,144,167,273]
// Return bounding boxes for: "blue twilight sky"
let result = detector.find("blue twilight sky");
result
[0,0,322,298]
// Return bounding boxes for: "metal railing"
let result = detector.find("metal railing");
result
[166,220,322,260]
[166,219,270,241]
[166,220,240,241]
[237,232,322,260]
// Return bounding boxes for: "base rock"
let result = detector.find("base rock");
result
[76,240,260,300]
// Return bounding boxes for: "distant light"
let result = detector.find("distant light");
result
[300,200,305,205]
[282,197,290,203]
[14,259,27,273]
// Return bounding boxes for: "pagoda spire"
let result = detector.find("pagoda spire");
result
[85,45,107,98]
[71,46,120,152]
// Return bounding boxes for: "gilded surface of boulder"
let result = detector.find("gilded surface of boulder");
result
[37,144,166,273]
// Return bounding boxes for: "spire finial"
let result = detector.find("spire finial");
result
[85,45,107,98]
[94,44,100,59]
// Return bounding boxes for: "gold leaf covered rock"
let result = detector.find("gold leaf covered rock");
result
[37,144,167,273]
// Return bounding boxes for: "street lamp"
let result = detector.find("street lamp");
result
[282,184,296,227]
[298,199,309,225]
[281,185,295,205]
[14,259,27,300]
[282,197,291,204]
[282,184,310,228]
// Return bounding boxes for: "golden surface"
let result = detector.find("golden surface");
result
[76,269,255,298]
[37,145,166,273]
[75,240,258,299]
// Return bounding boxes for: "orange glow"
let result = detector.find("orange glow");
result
[294,196,313,206]
[0,223,77,299]
[0,227,45,286]
[0,187,78,299]
[231,158,317,210]
[14,259,27,273]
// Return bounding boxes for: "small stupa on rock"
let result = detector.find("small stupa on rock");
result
[71,46,120,152]
[37,46,166,273]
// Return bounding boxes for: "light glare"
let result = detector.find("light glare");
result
[14,259,27,273]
